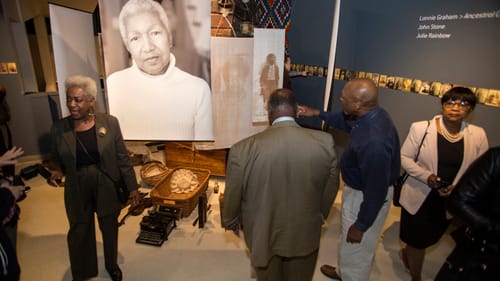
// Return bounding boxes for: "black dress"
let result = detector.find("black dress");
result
[400,134,464,249]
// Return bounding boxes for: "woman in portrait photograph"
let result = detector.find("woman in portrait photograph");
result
[105,0,213,141]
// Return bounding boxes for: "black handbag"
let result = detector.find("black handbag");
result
[113,178,130,206]
[393,173,409,207]
[393,120,430,207]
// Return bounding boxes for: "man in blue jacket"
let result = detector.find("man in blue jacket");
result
[299,78,400,281]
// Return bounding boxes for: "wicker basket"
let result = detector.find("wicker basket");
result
[140,161,169,186]
[150,167,211,217]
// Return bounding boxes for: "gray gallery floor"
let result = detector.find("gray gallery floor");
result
[15,162,454,281]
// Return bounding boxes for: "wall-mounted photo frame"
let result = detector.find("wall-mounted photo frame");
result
[7,62,17,74]
[0,63,8,74]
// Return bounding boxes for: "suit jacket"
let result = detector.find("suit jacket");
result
[49,113,138,222]
[400,115,488,214]
[222,120,339,267]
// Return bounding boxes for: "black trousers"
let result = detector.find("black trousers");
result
[67,165,120,280]
[68,211,120,280]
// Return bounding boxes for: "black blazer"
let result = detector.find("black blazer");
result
[49,113,138,221]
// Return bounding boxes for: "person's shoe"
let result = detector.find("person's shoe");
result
[106,266,123,281]
[320,264,342,280]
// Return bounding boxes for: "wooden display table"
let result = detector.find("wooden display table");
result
[163,142,228,177]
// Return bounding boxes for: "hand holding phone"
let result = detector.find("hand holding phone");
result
[436,178,450,190]
[436,178,453,197]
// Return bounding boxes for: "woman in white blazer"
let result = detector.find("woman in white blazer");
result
[398,87,488,281]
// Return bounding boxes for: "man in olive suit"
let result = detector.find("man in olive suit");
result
[222,88,340,281]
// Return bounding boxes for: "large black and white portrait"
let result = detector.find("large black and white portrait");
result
[99,0,213,141]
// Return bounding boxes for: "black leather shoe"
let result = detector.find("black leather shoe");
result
[320,264,342,280]
[107,266,123,281]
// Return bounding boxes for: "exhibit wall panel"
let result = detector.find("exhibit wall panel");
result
[336,1,500,88]
[49,4,104,117]
[0,9,47,156]
[200,37,266,150]
[335,0,500,145]
[252,28,285,123]
[289,0,500,146]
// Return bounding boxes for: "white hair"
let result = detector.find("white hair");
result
[65,75,97,99]
[118,0,173,49]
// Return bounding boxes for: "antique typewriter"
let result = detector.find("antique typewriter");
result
[136,206,181,246]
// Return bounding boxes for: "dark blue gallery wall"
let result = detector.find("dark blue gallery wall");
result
[287,0,334,129]
[337,0,500,87]
[288,0,500,146]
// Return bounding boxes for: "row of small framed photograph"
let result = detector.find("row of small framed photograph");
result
[0,62,18,74]
[334,68,500,108]
[290,64,328,77]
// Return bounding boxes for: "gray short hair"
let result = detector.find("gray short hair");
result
[65,75,97,99]
[118,0,173,49]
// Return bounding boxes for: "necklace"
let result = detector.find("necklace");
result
[438,118,464,143]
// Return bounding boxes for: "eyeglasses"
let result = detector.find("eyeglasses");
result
[443,100,470,109]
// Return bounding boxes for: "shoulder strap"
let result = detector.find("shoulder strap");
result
[75,132,116,184]
[414,120,430,161]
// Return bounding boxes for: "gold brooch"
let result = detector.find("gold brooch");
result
[98,127,107,137]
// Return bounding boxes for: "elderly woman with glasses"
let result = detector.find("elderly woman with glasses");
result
[397,86,489,281]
